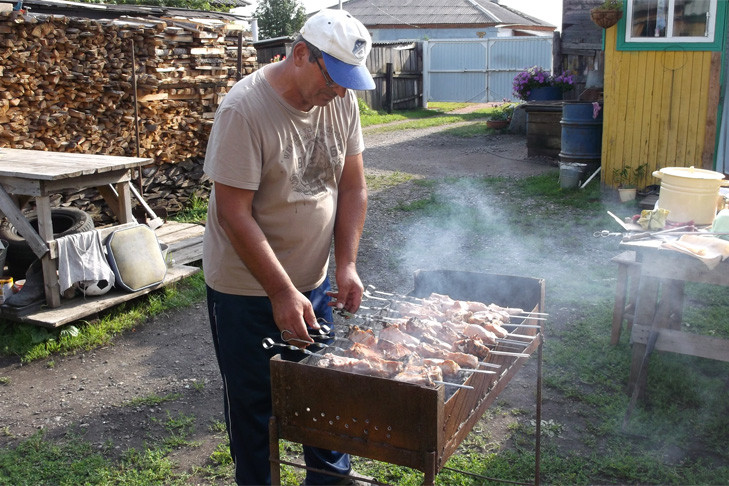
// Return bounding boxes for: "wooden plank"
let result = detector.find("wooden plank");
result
[0,148,150,180]
[153,221,204,265]
[165,237,202,266]
[0,185,49,257]
[632,324,729,363]
[703,51,722,170]
[0,264,200,328]
[154,221,205,243]
[663,51,679,166]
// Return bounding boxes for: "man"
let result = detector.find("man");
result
[202,9,374,486]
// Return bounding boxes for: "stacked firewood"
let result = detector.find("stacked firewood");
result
[0,10,256,221]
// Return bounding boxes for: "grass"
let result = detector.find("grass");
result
[2,102,729,485]
[0,271,206,362]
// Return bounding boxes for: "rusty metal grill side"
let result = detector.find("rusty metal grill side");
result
[271,356,444,471]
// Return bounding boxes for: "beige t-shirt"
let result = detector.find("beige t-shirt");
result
[202,66,364,296]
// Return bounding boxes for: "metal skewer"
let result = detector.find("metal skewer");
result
[366,285,424,303]
[433,381,474,389]
[504,323,542,329]
[489,350,531,358]
[262,337,317,355]
[460,368,496,375]
[510,315,548,321]
[506,333,540,341]
[282,337,329,349]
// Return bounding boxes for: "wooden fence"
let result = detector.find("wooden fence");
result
[361,42,423,112]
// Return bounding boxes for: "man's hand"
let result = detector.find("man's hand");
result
[269,286,318,347]
[327,264,363,314]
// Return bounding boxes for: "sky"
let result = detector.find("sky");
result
[279,0,564,31]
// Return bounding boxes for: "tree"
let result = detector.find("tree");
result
[254,0,306,40]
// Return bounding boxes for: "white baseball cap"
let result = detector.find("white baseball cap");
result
[300,9,375,90]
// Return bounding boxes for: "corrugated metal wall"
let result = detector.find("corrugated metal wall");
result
[423,37,554,103]
[602,28,722,188]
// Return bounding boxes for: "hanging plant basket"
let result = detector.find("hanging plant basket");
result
[590,8,623,29]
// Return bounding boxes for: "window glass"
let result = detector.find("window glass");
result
[673,0,710,37]
[627,0,713,41]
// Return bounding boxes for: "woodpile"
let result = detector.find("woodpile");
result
[0,10,256,221]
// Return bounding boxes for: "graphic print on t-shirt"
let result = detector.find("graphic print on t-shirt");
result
[287,128,343,197]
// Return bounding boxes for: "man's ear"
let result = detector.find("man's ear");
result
[291,42,309,67]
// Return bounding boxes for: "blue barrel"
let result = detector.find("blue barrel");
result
[559,101,603,166]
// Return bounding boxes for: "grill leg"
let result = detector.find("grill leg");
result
[422,451,436,486]
[269,416,281,486]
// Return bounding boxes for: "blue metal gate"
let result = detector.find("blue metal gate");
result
[423,37,554,104]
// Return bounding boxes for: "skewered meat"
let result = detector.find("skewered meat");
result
[435,321,464,344]
[393,364,443,386]
[427,293,455,307]
[422,358,460,377]
[466,312,509,338]
[347,326,377,347]
[379,324,420,348]
[347,342,386,361]
[307,290,530,386]
[377,338,412,360]
[454,338,491,360]
[404,318,454,349]
[395,300,447,321]
[416,342,479,368]
[404,317,442,338]
[315,352,401,379]
[461,323,498,345]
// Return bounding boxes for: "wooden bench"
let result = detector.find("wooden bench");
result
[610,251,641,345]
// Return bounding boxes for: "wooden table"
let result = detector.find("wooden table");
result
[619,237,729,399]
[0,148,151,308]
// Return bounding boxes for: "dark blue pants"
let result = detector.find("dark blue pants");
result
[206,278,351,485]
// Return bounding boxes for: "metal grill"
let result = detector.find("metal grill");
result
[269,270,545,486]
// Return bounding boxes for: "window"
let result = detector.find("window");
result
[617,0,724,50]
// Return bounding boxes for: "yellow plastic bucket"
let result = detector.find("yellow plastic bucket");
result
[653,167,729,225]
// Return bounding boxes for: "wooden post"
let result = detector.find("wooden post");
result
[269,416,281,486]
[386,62,393,114]
[237,31,243,81]
[552,30,562,73]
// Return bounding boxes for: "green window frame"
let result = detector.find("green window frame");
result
[616,0,726,51]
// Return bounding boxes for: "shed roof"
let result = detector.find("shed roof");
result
[14,0,251,22]
[336,0,555,29]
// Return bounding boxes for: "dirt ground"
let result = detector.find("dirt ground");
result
[0,122,564,482]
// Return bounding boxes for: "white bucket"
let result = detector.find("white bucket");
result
[653,167,729,225]
[559,162,587,189]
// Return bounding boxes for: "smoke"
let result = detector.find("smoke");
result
[378,176,616,307]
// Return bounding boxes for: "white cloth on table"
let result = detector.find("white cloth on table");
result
[660,234,729,270]
[56,230,115,293]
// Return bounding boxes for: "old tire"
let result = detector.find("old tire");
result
[0,207,94,279]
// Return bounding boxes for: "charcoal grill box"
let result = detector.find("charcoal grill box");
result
[269,270,545,485]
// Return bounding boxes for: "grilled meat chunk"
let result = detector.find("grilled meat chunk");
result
[453,338,491,360]
[347,326,377,347]
[393,364,443,386]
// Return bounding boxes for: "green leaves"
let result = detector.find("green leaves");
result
[254,0,307,40]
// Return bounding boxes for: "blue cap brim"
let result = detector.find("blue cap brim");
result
[322,52,375,91]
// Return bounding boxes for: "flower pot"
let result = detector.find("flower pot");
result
[527,86,562,101]
[487,119,510,130]
[590,8,623,29]
[618,187,637,202]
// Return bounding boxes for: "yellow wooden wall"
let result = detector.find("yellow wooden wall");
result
[602,27,721,188]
